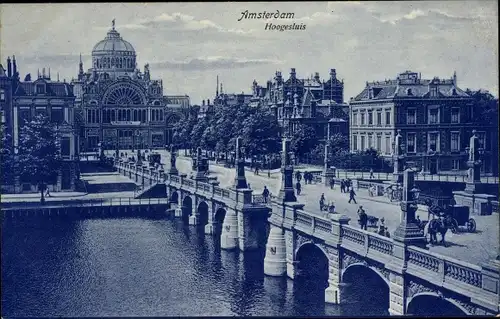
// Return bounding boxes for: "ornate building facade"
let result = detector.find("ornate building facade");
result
[255,68,349,139]
[72,21,189,152]
[349,70,498,175]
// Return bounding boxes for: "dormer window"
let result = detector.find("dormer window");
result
[153,100,161,106]
[90,100,98,106]
[452,88,457,96]
[36,83,46,94]
[430,87,438,97]
[406,88,413,96]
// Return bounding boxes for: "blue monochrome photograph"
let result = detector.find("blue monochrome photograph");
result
[0,1,499,317]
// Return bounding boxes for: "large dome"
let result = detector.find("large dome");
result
[90,20,137,73]
[92,28,135,54]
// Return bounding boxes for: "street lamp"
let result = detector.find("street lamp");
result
[410,186,420,202]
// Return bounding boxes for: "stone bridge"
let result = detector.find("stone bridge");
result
[114,139,499,316]
[264,200,499,316]
[114,155,271,251]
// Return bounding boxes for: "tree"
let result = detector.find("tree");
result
[290,123,319,159]
[0,124,15,187]
[241,106,281,157]
[466,89,499,126]
[17,114,62,203]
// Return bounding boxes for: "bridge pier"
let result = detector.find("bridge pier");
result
[188,214,199,225]
[220,209,239,250]
[264,226,287,276]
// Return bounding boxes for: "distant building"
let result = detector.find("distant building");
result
[198,99,214,119]
[0,56,18,141]
[349,70,498,175]
[1,57,79,192]
[255,68,349,139]
[72,21,190,151]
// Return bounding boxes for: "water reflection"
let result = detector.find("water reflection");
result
[2,216,389,317]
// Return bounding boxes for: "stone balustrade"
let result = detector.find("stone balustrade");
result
[265,202,498,312]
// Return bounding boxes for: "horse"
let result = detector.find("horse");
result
[426,217,450,245]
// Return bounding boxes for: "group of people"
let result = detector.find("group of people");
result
[296,171,315,185]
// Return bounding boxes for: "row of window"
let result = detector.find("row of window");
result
[93,56,136,69]
[352,131,486,154]
[406,107,460,124]
[353,107,462,126]
[352,110,391,126]
[86,108,165,124]
[18,108,66,124]
[0,89,5,101]
[353,134,392,154]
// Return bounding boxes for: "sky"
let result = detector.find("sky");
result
[1,1,498,104]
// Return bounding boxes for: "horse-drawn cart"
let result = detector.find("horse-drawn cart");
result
[446,205,476,233]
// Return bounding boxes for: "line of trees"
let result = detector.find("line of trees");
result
[172,103,282,160]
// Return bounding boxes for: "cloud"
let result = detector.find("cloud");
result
[21,54,90,65]
[150,56,283,71]
[94,12,251,35]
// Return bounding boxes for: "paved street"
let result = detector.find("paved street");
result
[161,150,497,266]
[4,150,498,265]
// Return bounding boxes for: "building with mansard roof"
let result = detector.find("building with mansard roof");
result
[72,20,190,151]
[1,56,79,193]
[349,70,498,175]
[253,68,348,140]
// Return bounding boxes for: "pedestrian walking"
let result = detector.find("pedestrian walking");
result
[348,187,357,204]
[45,185,51,197]
[319,193,325,211]
[370,168,374,179]
[340,180,345,193]
[329,178,335,189]
[296,171,302,183]
[296,181,302,195]
[357,205,367,230]
[262,186,270,203]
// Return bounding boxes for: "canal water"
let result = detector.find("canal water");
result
[2,214,389,317]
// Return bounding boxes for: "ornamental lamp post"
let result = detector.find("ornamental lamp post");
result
[393,168,426,247]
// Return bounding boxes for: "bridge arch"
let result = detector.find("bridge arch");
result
[196,201,209,227]
[341,263,389,313]
[407,292,470,316]
[169,190,179,204]
[212,207,226,235]
[181,195,193,224]
[295,242,329,285]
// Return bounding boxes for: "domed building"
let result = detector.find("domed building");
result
[72,20,190,152]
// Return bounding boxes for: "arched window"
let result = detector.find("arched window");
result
[133,109,138,121]
[103,84,144,105]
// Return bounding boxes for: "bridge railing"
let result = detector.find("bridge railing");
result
[333,170,498,184]
[280,206,489,295]
[1,197,172,211]
[252,194,267,205]
[407,245,483,290]
[341,224,394,257]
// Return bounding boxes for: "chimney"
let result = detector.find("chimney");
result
[12,55,17,77]
[453,71,457,86]
[7,56,12,77]
[290,68,296,78]
[42,67,46,78]
[202,100,205,106]
[330,68,336,79]
[314,72,320,81]
[207,99,210,105]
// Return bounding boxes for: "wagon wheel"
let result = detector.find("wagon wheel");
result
[449,218,459,233]
[467,218,477,232]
